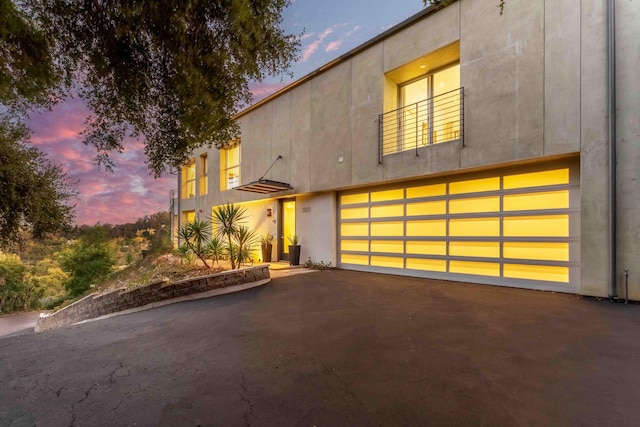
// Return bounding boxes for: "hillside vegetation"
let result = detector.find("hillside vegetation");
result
[0,212,174,314]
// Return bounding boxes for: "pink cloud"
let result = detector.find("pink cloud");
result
[25,99,175,226]
[301,25,340,62]
[250,82,289,101]
[325,40,343,52]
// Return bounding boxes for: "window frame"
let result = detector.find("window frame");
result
[199,153,208,196]
[220,142,241,191]
[181,159,196,199]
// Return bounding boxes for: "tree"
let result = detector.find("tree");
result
[60,229,115,297]
[0,0,60,114]
[23,0,300,176]
[0,119,76,249]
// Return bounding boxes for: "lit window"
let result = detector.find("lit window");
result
[183,210,195,223]
[181,159,196,199]
[220,143,241,190]
[381,63,461,155]
[400,63,460,147]
[199,153,208,196]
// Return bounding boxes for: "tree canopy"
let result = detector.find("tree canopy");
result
[0,0,299,246]
[26,0,300,176]
[0,119,76,249]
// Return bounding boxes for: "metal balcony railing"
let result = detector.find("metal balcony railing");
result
[378,87,464,163]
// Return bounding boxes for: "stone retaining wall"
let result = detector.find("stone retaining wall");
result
[36,265,270,332]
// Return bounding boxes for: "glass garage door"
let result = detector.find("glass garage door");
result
[338,161,580,292]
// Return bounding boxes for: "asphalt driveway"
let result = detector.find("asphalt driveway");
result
[1,269,640,426]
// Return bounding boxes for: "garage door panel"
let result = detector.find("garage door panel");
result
[449,196,500,214]
[406,258,447,272]
[503,242,569,262]
[339,162,579,292]
[449,217,500,237]
[503,264,569,283]
[450,241,500,258]
[370,240,404,254]
[406,241,447,256]
[503,215,569,237]
[371,256,404,268]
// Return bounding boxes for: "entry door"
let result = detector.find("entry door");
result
[279,199,296,261]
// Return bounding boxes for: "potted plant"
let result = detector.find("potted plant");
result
[288,234,301,266]
[261,233,274,263]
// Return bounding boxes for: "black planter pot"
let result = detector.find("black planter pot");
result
[261,244,273,263]
[288,245,301,266]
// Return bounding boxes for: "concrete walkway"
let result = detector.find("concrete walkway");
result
[0,311,43,338]
[1,270,640,426]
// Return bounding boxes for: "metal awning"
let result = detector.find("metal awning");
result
[234,179,293,194]
[234,155,292,194]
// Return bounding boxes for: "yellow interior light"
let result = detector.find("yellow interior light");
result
[503,215,569,237]
[503,242,569,261]
[371,204,404,218]
[341,207,369,220]
[341,222,369,237]
[503,191,569,211]
[503,168,569,190]
[341,240,369,252]
[449,260,500,277]
[371,189,404,202]
[449,241,500,258]
[406,200,447,216]
[503,264,569,283]
[449,177,500,195]
[405,240,447,255]
[449,196,500,214]
[341,254,369,265]
[370,240,404,254]
[449,217,500,237]
[370,256,404,269]
[406,258,447,272]
[341,193,369,205]
[370,221,404,236]
[406,220,446,237]
[406,183,447,199]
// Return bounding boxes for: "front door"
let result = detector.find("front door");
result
[279,199,296,261]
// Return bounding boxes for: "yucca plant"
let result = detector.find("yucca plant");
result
[211,204,248,269]
[177,217,212,268]
[204,237,226,267]
[235,226,261,267]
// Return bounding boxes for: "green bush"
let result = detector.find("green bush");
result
[60,231,116,297]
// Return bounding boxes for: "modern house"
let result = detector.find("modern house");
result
[176,0,640,299]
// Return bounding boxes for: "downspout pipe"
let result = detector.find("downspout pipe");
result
[608,0,617,299]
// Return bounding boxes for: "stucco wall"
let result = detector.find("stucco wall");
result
[223,0,601,194]
[615,0,640,300]
[296,193,337,266]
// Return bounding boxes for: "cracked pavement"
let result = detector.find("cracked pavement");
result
[2,270,640,426]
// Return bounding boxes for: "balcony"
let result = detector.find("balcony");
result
[378,87,464,163]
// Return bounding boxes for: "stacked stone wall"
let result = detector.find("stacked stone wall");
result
[36,265,270,332]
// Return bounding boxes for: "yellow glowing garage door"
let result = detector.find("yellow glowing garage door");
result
[338,161,580,292]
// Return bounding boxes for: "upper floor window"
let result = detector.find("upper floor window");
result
[380,54,462,160]
[220,143,241,190]
[181,159,196,199]
[199,153,208,196]
[399,63,460,148]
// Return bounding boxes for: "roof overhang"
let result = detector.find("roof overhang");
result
[234,179,293,194]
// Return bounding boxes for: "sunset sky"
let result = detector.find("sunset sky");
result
[27,0,424,225]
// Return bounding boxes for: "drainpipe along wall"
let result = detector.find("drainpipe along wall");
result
[607,0,617,299]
